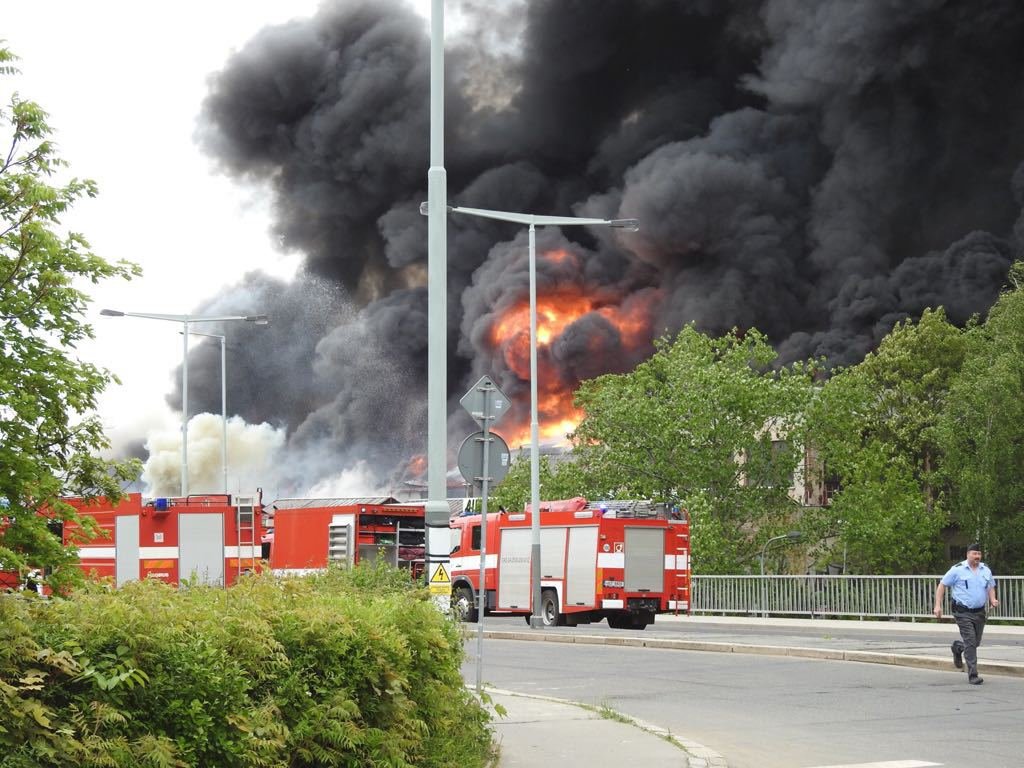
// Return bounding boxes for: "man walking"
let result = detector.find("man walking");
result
[933,543,998,685]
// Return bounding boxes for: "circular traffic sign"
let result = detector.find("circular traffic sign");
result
[457,431,511,489]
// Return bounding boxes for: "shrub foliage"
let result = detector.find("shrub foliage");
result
[0,566,493,767]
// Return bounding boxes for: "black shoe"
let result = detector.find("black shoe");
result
[968,675,983,685]
[952,643,963,669]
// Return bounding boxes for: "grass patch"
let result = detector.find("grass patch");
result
[579,698,690,753]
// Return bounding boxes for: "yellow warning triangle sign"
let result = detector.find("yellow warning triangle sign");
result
[429,563,450,584]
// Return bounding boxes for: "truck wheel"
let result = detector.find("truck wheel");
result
[541,590,562,627]
[453,585,478,623]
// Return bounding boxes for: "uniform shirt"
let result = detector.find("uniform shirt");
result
[940,561,996,609]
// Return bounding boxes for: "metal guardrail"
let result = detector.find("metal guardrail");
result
[692,575,1024,621]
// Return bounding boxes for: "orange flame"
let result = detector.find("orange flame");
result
[485,258,658,446]
[404,454,427,479]
[500,392,583,449]
[490,293,598,358]
[541,248,579,266]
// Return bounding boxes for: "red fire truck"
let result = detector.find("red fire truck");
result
[266,497,427,578]
[63,492,264,587]
[449,498,690,629]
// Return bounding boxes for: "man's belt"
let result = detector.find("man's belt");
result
[952,601,985,613]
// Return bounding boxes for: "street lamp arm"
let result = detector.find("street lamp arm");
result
[418,202,639,231]
[186,330,226,341]
[448,205,535,226]
[453,205,639,230]
[99,309,266,325]
[759,531,803,572]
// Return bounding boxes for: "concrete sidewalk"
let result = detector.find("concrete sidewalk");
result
[474,616,1024,768]
[483,692,724,768]
[482,688,718,767]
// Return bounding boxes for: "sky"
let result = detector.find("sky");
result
[4,1,1023,501]
[2,1,429,496]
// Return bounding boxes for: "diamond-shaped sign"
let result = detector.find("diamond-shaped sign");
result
[460,375,510,428]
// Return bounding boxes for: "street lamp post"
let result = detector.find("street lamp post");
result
[759,531,802,618]
[835,518,848,574]
[423,0,450,609]
[420,202,638,627]
[187,331,227,494]
[99,309,268,497]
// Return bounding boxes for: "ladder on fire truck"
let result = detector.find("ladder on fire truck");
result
[672,521,690,615]
[235,496,258,578]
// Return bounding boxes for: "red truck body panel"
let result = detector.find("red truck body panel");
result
[268,500,426,578]
[449,500,690,628]
[63,493,263,587]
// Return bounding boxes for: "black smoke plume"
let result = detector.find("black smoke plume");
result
[173,0,1024,494]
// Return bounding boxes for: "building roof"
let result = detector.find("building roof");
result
[267,496,467,516]
[269,497,399,510]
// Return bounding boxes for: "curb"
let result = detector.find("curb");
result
[476,629,1024,678]
[482,686,729,768]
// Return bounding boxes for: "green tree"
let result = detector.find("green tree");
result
[806,308,967,573]
[491,453,587,513]
[0,46,141,593]
[938,265,1024,571]
[569,325,816,573]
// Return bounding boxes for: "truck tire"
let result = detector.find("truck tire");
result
[541,589,562,627]
[452,585,478,623]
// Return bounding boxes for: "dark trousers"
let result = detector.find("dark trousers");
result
[953,609,986,676]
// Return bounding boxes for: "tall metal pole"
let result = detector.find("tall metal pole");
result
[220,335,227,494]
[759,550,767,619]
[424,0,451,605]
[476,386,491,692]
[528,223,542,627]
[181,319,190,497]
[186,329,228,494]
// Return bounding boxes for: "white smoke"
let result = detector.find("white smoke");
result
[305,461,390,498]
[142,413,286,496]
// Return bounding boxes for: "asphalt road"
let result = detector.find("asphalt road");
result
[464,630,1024,768]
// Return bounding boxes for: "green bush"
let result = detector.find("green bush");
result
[0,564,494,767]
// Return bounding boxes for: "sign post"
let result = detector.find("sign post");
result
[459,375,510,693]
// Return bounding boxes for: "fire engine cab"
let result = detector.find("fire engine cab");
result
[449,498,690,629]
